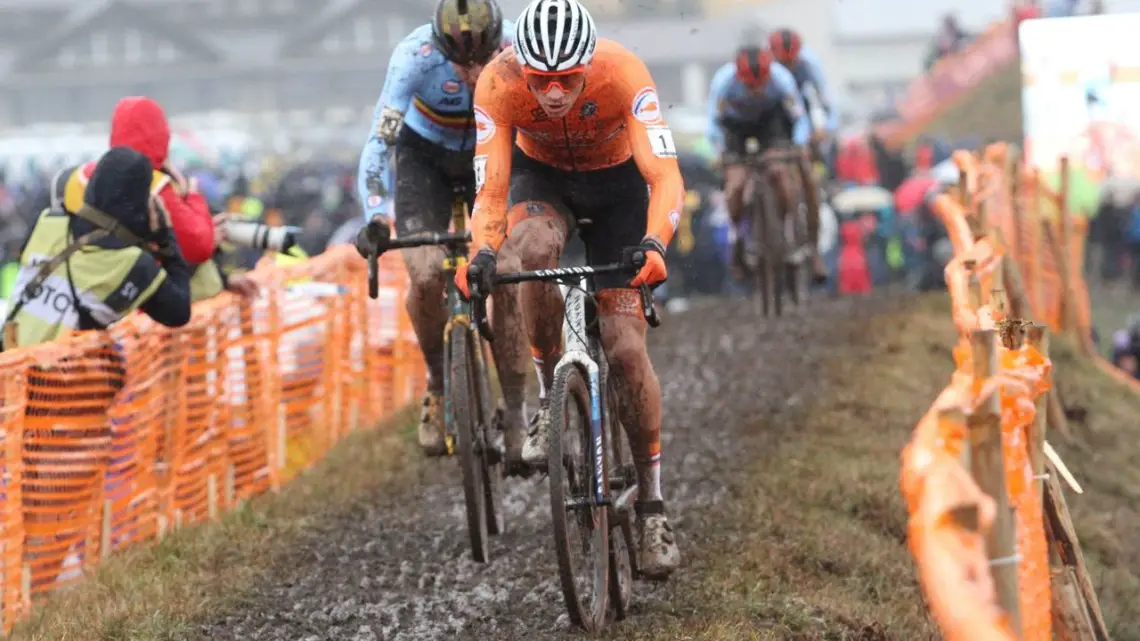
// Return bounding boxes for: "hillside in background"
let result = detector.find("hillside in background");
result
[915,63,1024,144]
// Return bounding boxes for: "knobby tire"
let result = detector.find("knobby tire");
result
[604,373,635,622]
[548,364,609,631]
[450,325,490,563]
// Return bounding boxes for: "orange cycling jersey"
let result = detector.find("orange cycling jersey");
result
[470,39,685,253]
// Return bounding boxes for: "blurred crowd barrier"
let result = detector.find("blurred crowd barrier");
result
[874,17,1018,148]
[0,245,424,631]
[901,144,1108,640]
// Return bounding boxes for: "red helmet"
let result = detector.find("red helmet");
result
[735,46,773,88]
[769,28,802,65]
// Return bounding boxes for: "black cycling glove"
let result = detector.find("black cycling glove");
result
[354,216,391,259]
[465,249,497,300]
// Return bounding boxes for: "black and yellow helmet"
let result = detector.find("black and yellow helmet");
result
[431,0,503,66]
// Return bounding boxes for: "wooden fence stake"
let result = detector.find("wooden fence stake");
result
[958,167,970,209]
[968,328,1022,633]
[1027,171,1043,317]
[1044,462,1110,640]
[1026,325,1049,500]
[207,473,218,521]
[277,404,288,473]
[101,499,113,560]
[225,464,236,508]
[20,565,29,602]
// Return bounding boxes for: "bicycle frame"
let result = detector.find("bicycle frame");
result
[471,252,659,505]
[439,195,493,456]
[365,190,488,455]
[555,278,607,506]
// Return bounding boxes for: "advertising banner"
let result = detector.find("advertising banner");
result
[1020,14,1140,215]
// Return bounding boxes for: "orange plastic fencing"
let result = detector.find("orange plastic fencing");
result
[900,145,1055,640]
[0,245,424,631]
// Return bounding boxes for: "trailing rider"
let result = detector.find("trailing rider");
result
[352,0,530,462]
[707,41,827,282]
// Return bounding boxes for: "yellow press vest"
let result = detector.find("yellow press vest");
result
[3,209,165,348]
[60,165,225,303]
[190,259,225,302]
[60,163,172,214]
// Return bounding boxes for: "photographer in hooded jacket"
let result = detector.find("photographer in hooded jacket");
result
[52,96,258,305]
[1,147,193,350]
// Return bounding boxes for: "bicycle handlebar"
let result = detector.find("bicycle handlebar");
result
[468,249,661,343]
[367,231,472,299]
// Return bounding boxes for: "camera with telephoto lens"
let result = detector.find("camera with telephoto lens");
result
[222,220,300,254]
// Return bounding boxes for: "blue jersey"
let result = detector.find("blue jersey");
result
[706,60,810,150]
[783,46,838,134]
[357,22,514,220]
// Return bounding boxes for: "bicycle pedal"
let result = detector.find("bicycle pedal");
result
[483,443,505,466]
[504,460,539,479]
[634,571,671,584]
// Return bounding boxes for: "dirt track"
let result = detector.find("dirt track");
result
[196,293,898,641]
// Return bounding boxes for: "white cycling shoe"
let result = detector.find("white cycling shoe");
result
[520,403,551,466]
[636,501,680,580]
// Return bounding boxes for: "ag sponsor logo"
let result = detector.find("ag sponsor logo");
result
[669,210,680,231]
[420,43,433,57]
[442,79,461,94]
[474,106,495,144]
[367,194,383,208]
[631,87,663,124]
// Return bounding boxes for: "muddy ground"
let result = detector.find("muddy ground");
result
[189,292,928,641]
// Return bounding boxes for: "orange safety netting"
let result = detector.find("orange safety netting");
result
[901,145,1056,640]
[0,245,423,630]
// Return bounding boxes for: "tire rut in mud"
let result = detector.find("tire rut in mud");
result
[197,293,896,641]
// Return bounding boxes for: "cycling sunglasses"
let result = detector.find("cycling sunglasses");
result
[523,68,586,95]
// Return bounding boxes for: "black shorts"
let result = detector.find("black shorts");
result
[392,127,475,237]
[720,110,793,164]
[509,149,647,290]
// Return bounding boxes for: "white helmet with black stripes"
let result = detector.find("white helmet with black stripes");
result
[514,0,597,72]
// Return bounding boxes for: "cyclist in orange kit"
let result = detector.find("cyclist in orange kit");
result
[454,0,685,578]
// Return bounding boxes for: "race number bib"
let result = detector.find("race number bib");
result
[646,126,677,158]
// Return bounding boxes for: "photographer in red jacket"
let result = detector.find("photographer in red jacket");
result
[54,96,257,299]
[55,97,215,264]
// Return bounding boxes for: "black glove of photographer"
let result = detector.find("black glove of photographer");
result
[464,249,497,300]
[354,215,391,259]
[149,225,184,264]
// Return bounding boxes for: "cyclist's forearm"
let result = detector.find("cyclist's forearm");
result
[471,203,508,253]
[357,137,391,221]
[644,182,684,250]
[791,116,811,146]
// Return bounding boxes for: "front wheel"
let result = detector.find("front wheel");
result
[751,169,786,317]
[449,325,491,563]
[548,364,609,631]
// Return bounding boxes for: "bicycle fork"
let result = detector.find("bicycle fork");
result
[555,280,609,511]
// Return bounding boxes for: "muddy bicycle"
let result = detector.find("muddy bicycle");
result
[736,139,820,317]
[468,228,660,631]
[365,185,504,564]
